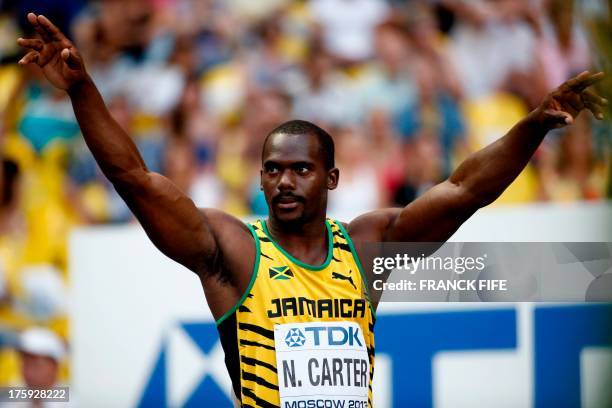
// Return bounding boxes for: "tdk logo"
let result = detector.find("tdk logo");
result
[285,328,306,347]
[305,326,363,347]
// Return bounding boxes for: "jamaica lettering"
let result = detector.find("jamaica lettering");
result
[268,297,367,319]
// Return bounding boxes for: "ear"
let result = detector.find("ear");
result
[327,168,339,190]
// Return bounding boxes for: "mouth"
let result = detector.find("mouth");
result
[277,201,299,210]
[274,195,303,210]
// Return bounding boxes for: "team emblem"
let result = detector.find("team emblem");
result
[284,328,306,347]
[269,266,294,280]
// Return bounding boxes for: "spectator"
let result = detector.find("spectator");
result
[12,327,69,408]
[309,0,390,62]
[536,0,591,91]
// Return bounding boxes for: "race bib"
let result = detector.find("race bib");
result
[274,321,370,408]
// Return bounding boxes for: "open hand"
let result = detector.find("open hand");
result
[17,13,87,91]
[536,71,607,129]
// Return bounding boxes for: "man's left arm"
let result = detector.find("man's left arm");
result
[349,71,607,288]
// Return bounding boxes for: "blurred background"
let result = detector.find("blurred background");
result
[0,0,610,406]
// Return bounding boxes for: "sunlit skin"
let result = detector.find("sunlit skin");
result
[262,134,338,224]
[261,133,339,265]
[16,12,608,316]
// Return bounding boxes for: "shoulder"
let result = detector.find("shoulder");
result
[199,208,257,284]
[343,208,402,244]
[200,208,252,234]
[199,208,256,260]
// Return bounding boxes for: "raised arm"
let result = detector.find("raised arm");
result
[349,71,607,244]
[17,13,224,275]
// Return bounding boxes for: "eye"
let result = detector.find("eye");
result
[295,166,310,175]
[265,164,280,174]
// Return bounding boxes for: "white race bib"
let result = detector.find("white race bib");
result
[274,321,370,408]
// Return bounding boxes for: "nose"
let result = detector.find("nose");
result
[277,169,296,191]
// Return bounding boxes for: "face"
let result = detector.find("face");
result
[20,352,59,388]
[261,133,338,224]
[374,26,408,73]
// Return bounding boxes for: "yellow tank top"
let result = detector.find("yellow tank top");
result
[216,219,376,407]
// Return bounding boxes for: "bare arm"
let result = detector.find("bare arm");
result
[17,13,221,275]
[350,71,607,244]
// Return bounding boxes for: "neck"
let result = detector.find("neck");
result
[267,212,327,238]
[266,213,329,265]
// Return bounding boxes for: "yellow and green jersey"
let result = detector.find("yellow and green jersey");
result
[217,219,376,407]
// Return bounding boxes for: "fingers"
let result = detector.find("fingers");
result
[18,50,40,66]
[582,89,608,120]
[26,12,38,27]
[543,109,573,126]
[553,71,607,121]
[564,71,591,88]
[582,89,608,107]
[37,14,69,43]
[61,48,81,69]
[584,102,604,120]
[17,37,43,51]
[27,12,51,42]
[565,71,605,92]
[26,12,70,44]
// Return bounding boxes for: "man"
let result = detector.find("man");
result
[17,13,606,408]
[0,327,68,408]
[19,328,65,386]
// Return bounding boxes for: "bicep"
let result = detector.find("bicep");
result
[113,171,218,274]
[386,180,479,242]
[347,181,478,310]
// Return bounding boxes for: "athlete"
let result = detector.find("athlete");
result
[17,13,607,408]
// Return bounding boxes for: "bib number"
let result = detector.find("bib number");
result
[274,321,369,408]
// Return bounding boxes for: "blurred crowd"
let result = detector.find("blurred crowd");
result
[0,0,610,388]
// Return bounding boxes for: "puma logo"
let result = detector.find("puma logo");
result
[332,270,357,290]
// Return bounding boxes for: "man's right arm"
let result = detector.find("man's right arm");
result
[17,13,224,276]
[67,77,219,274]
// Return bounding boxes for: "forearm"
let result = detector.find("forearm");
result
[67,76,147,186]
[450,110,549,207]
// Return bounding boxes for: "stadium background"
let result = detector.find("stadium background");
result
[0,0,611,406]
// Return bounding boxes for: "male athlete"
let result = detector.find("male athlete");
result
[18,13,607,408]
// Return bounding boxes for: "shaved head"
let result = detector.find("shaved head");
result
[263,120,335,170]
